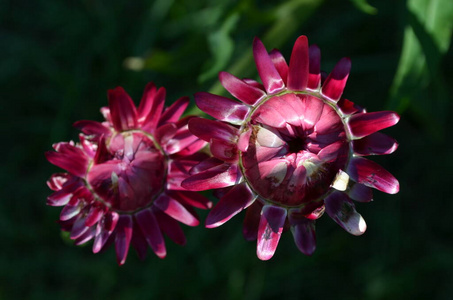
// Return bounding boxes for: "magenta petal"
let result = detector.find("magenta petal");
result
[210,138,238,162]
[159,96,189,125]
[317,141,347,162]
[256,205,287,260]
[243,200,262,241]
[73,120,111,137]
[155,123,178,145]
[307,44,321,90]
[253,102,287,128]
[154,194,199,226]
[206,182,256,228]
[188,118,238,142]
[167,190,212,210]
[349,111,400,139]
[137,82,157,122]
[107,87,138,131]
[287,35,309,91]
[115,214,133,265]
[288,210,316,255]
[70,215,89,240]
[188,157,224,175]
[60,199,82,221]
[353,132,398,156]
[45,148,88,177]
[195,92,249,125]
[218,72,266,105]
[253,38,285,94]
[135,208,166,258]
[348,183,373,202]
[321,57,351,102]
[269,49,289,85]
[131,223,148,261]
[238,127,252,152]
[47,189,73,207]
[154,208,186,245]
[302,95,324,129]
[74,227,96,246]
[85,205,104,227]
[347,157,399,194]
[181,163,240,191]
[325,191,367,236]
[141,87,166,133]
[92,212,119,253]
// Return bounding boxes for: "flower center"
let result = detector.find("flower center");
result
[87,131,166,213]
[241,92,349,209]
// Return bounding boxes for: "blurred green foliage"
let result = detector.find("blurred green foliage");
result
[1,0,453,299]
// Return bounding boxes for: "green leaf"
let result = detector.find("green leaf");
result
[198,13,239,83]
[349,0,378,15]
[388,0,453,139]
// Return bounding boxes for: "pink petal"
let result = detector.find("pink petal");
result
[107,87,138,131]
[155,123,177,145]
[317,141,347,162]
[165,126,204,155]
[210,138,238,162]
[153,207,186,245]
[206,182,256,228]
[141,87,166,133]
[256,205,287,260]
[287,35,309,91]
[338,98,365,115]
[269,96,301,126]
[154,193,199,226]
[135,208,166,258]
[353,132,398,156]
[158,96,189,126]
[348,183,373,202]
[92,212,119,253]
[243,201,262,241]
[195,92,249,125]
[85,205,104,227]
[269,49,289,85]
[74,227,96,245]
[115,214,133,265]
[188,157,225,175]
[238,127,252,152]
[45,147,89,177]
[321,57,351,102]
[188,117,238,142]
[218,72,266,105]
[252,101,287,128]
[302,95,324,130]
[349,111,400,139]
[256,127,285,148]
[347,157,399,194]
[325,191,367,236]
[60,199,82,221]
[70,215,89,240]
[73,120,111,137]
[307,44,321,90]
[314,109,343,135]
[137,82,157,122]
[253,37,285,94]
[166,190,212,210]
[288,210,316,255]
[181,163,241,191]
[131,222,148,260]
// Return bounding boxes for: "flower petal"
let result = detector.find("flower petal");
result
[243,201,262,241]
[73,120,111,137]
[288,210,316,255]
[348,182,373,202]
[154,193,199,226]
[325,191,367,236]
[287,35,309,91]
[253,37,285,94]
[181,163,241,191]
[154,207,186,245]
[115,214,133,265]
[159,96,189,126]
[347,157,399,194]
[348,111,400,139]
[307,44,321,90]
[195,92,249,125]
[321,57,351,102]
[107,87,138,131]
[188,118,238,142]
[219,72,266,105]
[141,87,166,133]
[206,182,256,228]
[135,208,166,259]
[256,205,287,260]
[353,132,399,156]
[269,49,289,85]
[137,82,157,122]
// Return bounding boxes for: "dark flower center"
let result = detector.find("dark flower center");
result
[287,137,306,154]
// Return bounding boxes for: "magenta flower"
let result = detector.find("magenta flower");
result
[46,83,211,265]
[182,36,400,260]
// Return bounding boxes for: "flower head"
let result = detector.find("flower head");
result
[46,83,211,265]
[182,36,400,260]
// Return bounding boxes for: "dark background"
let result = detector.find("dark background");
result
[2,0,452,299]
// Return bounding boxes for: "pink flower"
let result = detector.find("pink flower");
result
[182,36,400,260]
[46,83,211,265]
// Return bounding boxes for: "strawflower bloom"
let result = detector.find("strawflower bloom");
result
[182,36,400,260]
[46,83,211,265]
